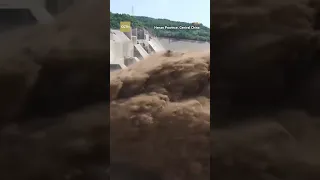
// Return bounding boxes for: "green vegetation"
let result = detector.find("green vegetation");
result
[110,12,210,42]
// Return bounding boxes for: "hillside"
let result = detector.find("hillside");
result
[110,12,210,42]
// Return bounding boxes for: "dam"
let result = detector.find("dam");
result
[109,28,210,71]
[110,27,166,71]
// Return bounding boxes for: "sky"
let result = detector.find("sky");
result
[110,0,210,28]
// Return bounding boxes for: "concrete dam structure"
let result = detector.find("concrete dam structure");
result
[110,28,166,71]
[109,27,211,71]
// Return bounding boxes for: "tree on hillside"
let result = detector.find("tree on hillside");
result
[110,12,210,42]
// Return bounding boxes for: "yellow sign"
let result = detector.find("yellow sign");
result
[120,21,131,32]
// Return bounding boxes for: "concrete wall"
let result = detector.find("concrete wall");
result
[137,29,144,39]
[110,41,123,64]
[124,31,132,40]
[110,30,134,66]
[132,36,137,45]
[134,47,143,60]
[132,28,137,37]
[122,40,133,58]
[141,41,151,53]
[144,34,149,41]
[110,40,133,63]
